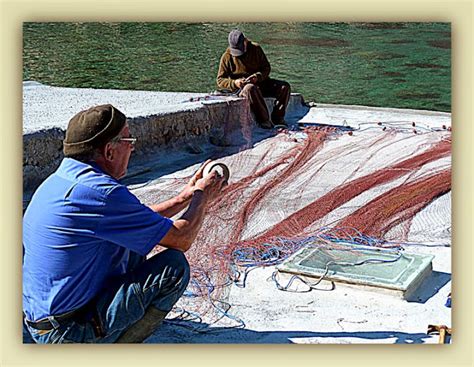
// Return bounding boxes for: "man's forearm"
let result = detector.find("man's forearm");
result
[158,190,209,252]
[217,76,236,91]
[217,56,237,91]
[178,190,208,243]
[149,193,191,218]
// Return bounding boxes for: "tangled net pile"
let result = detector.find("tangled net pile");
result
[134,120,451,329]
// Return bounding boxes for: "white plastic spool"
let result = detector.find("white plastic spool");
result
[202,161,230,181]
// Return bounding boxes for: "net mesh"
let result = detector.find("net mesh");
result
[132,122,451,326]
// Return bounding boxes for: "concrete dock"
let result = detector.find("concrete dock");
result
[22,82,451,344]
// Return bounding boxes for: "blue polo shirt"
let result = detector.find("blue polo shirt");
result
[23,158,173,322]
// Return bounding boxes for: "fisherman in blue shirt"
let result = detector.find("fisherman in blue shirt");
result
[23,104,227,343]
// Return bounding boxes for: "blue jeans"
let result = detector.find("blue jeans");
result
[25,249,190,343]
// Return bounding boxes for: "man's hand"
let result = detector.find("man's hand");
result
[235,75,257,89]
[150,160,211,217]
[194,169,228,200]
[245,75,258,84]
[180,160,211,201]
[235,78,247,89]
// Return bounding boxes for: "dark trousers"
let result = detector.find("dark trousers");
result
[239,78,291,125]
[25,249,190,343]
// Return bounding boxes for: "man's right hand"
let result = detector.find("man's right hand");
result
[195,170,227,200]
[235,78,247,89]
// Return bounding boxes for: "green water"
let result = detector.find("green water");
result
[23,22,451,112]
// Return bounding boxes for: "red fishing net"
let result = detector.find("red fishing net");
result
[135,124,451,324]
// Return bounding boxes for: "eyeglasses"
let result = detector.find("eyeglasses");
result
[117,137,137,146]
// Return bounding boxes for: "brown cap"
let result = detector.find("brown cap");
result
[63,104,126,157]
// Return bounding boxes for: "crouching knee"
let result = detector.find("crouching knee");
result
[162,249,190,278]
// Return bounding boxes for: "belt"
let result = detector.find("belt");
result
[25,298,106,338]
[25,309,84,330]
[25,304,92,331]
[26,304,106,337]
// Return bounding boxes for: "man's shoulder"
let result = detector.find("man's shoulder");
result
[221,48,233,58]
[77,170,124,197]
[57,158,123,195]
[249,41,263,50]
[248,42,266,57]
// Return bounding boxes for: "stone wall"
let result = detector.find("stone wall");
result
[23,128,65,192]
[128,98,245,156]
[23,94,307,193]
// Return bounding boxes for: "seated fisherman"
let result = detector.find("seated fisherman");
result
[23,104,227,343]
[216,29,291,129]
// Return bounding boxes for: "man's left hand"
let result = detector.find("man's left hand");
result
[245,75,258,84]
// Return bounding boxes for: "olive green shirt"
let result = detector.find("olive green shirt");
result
[216,42,271,92]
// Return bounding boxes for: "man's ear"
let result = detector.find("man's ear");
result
[103,142,115,161]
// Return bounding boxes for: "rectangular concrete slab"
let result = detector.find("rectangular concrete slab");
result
[277,244,434,299]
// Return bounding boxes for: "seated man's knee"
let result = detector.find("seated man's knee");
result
[241,83,258,96]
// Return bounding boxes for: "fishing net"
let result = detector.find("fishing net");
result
[131,118,451,328]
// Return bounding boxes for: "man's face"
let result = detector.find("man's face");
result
[110,124,134,179]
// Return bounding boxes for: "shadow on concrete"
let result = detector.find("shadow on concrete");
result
[121,136,271,187]
[119,105,313,187]
[148,319,434,344]
[121,120,298,187]
[24,319,436,344]
[405,270,451,304]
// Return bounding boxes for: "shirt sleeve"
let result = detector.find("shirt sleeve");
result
[95,185,173,256]
[216,52,237,91]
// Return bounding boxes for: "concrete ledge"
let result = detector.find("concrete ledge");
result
[23,100,244,191]
[23,82,307,192]
[309,102,451,117]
